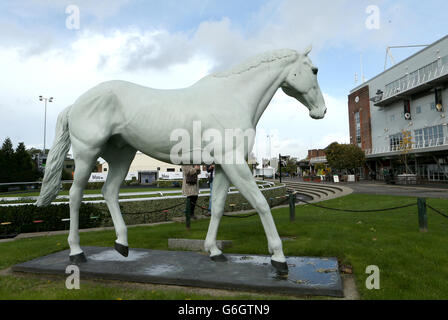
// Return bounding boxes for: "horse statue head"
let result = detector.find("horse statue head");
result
[281,45,327,120]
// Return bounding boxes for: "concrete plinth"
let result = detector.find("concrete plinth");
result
[12,247,343,297]
[168,238,232,251]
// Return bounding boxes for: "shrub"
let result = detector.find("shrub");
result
[62,181,105,191]
[157,180,183,188]
[0,185,287,235]
[0,203,103,235]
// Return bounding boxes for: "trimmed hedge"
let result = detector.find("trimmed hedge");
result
[94,185,287,227]
[156,179,208,188]
[0,185,287,235]
[0,204,103,235]
[62,182,106,191]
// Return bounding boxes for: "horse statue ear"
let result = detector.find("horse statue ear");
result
[304,45,312,56]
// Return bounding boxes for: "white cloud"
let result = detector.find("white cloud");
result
[0,30,213,149]
[0,22,350,159]
[4,0,408,156]
[255,91,349,161]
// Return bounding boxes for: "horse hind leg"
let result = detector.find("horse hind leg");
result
[68,143,102,263]
[101,143,136,257]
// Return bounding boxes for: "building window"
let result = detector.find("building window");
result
[355,112,361,147]
[415,125,444,148]
[167,168,175,172]
[414,129,423,148]
[416,106,422,114]
[103,168,107,172]
[430,102,436,111]
[157,167,160,171]
[389,133,403,151]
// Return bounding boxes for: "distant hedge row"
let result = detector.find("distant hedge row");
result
[156,179,209,188]
[0,204,103,235]
[0,185,286,236]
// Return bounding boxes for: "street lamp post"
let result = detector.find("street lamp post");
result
[267,134,273,179]
[39,96,53,155]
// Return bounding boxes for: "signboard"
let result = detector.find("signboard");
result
[347,175,355,182]
[89,172,107,182]
[125,172,138,181]
[89,172,138,182]
[158,171,208,180]
[159,172,183,180]
[333,175,339,183]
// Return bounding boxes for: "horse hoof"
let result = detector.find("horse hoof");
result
[114,242,129,257]
[69,252,87,264]
[271,259,288,275]
[211,254,227,262]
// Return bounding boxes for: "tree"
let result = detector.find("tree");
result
[15,142,39,182]
[0,138,40,183]
[399,130,413,174]
[325,142,365,174]
[0,138,15,182]
[282,157,298,176]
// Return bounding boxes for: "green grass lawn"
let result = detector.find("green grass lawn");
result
[1,193,447,300]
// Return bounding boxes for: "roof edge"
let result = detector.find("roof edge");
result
[350,34,448,94]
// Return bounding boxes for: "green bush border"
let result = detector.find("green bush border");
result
[0,185,286,234]
[0,203,102,235]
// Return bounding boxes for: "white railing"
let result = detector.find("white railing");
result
[382,56,448,101]
[365,137,448,156]
[0,180,278,205]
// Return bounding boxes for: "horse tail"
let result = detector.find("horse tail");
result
[36,106,72,207]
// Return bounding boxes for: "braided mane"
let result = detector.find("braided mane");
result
[211,49,298,78]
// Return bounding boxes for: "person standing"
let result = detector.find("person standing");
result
[206,164,215,216]
[182,164,201,219]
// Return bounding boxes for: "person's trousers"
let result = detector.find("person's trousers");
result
[186,195,198,216]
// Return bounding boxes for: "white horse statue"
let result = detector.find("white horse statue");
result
[36,46,326,274]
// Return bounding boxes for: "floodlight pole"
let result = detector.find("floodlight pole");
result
[279,153,282,183]
[39,96,53,155]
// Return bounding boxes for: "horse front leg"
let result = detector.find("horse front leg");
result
[204,165,230,261]
[220,162,288,274]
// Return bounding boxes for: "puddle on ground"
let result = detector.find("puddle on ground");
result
[229,255,271,266]
[142,264,183,276]
[88,249,149,262]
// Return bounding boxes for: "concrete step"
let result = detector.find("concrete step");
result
[283,181,353,203]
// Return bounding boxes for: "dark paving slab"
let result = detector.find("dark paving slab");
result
[12,247,343,297]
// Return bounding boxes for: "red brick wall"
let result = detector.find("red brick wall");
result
[348,85,372,151]
[307,149,326,159]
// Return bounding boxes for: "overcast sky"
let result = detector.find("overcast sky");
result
[1,0,448,161]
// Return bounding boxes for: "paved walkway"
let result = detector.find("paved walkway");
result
[338,181,448,199]
[279,178,448,199]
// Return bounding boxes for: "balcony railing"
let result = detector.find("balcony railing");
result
[378,55,448,104]
[365,137,448,156]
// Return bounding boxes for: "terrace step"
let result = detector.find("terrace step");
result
[283,181,353,203]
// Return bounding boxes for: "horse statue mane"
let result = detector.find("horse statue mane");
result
[211,49,299,78]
